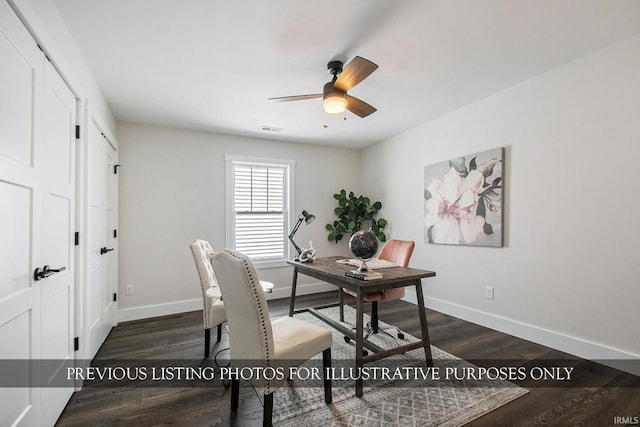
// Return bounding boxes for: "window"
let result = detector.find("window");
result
[226,155,294,267]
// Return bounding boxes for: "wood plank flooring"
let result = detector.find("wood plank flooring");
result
[56,292,640,426]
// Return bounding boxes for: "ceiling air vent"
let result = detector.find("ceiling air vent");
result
[261,126,283,132]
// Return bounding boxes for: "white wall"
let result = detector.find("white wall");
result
[362,35,640,364]
[116,122,359,320]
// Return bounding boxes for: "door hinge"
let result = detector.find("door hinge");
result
[75,125,81,139]
[74,337,79,351]
[113,292,117,302]
[113,164,121,174]
[113,229,117,238]
[74,231,80,246]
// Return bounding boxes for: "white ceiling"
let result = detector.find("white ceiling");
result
[53,0,640,149]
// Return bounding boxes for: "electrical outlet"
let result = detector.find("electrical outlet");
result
[485,286,494,300]
[125,284,134,296]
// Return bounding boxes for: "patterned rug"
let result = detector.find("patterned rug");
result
[269,306,527,426]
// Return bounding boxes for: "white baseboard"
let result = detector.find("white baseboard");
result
[117,281,335,322]
[403,290,640,376]
[118,298,202,322]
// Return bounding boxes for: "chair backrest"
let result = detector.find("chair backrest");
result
[210,249,274,361]
[190,239,219,328]
[378,239,415,267]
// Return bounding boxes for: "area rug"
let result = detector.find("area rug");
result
[269,306,528,426]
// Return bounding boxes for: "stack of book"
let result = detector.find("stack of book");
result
[345,270,383,280]
[336,258,398,269]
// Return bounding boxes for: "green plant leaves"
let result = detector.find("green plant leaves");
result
[326,189,388,243]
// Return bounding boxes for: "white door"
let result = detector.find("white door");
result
[86,121,117,358]
[0,1,43,426]
[40,60,77,424]
[102,137,117,331]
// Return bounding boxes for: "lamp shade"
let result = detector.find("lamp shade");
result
[322,93,347,114]
[301,210,315,224]
[322,82,347,114]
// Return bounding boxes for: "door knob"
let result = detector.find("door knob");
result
[100,247,115,255]
[34,265,66,281]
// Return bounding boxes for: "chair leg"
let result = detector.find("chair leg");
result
[231,379,239,412]
[322,348,332,404]
[263,392,273,427]
[345,301,392,355]
[362,302,401,344]
[217,323,222,342]
[338,289,344,322]
[204,328,211,358]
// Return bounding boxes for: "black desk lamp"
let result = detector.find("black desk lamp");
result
[289,210,316,262]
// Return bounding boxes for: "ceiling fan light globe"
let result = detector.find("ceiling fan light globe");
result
[323,92,347,114]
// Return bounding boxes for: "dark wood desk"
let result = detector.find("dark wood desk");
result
[287,256,436,397]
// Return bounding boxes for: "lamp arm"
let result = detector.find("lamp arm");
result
[288,218,304,256]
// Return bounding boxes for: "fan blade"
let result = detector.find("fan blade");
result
[268,94,322,103]
[346,95,377,118]
[334,56,378,92]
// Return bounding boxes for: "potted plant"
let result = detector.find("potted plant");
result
[326,189,387,243]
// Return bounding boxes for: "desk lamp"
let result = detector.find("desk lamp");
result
[289,210,316,262]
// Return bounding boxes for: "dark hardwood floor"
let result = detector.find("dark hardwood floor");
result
[56,292,640,426]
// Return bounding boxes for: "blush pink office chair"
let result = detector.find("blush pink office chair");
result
[340,239,415,343]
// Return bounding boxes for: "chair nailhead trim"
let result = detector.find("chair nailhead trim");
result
[223,249,276,393]
[190,245,210,328]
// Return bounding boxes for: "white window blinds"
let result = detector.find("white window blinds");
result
[232,163,287,260]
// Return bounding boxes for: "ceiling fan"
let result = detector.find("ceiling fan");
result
[268,56,378,118]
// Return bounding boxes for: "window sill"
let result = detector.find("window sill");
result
[253,259,291,270]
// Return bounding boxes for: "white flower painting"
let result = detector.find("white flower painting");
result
[424,148,504,247]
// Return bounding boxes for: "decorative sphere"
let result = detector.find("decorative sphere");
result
[349,229,379,260]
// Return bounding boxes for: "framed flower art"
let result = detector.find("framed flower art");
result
[424,147,504,247]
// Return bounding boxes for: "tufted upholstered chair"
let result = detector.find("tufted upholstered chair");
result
[340,239,415,342]
[190,240,227,358]
[210,249,332,427]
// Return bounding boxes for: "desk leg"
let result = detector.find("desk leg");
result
[355,287,364,398]
[415,279,434,366]
[289,268,298,317]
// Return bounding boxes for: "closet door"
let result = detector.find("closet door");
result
[86,121,117,359]
[0,1,44,425]
[102,136,117,331]
[40,60,77,424]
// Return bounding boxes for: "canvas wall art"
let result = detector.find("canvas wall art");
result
[424,147,504,247]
